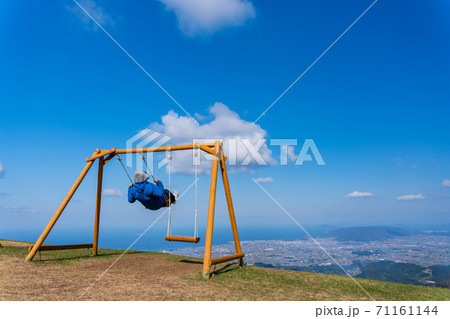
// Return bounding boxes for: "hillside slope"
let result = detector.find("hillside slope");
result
[0,239,448,301]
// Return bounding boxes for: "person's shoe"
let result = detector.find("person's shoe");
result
[173,191,179,203]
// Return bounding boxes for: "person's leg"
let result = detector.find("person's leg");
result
[163,189,176,204]
[163,189,170,205]
[169,190,176,203]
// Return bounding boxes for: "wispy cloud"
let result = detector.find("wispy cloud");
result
[345,191,374,198]
[159,0,256,36]
[69,0,115,31]
[0,191,10,197]
[393,157,403,166]
[442,179,450,187]
[254,177,273,183]
[8,206,38,213]
[103,188,123,197]
[396,194,425,201]
[0,161,5,178]
[194,112,208,121]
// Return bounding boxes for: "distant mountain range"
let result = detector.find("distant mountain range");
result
[323,226,450,242]
[357,261,450,288]
[325,226,412,242]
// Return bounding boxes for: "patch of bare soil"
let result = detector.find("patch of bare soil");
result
[0,240,29,247]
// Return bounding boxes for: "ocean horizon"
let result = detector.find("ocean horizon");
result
[0,224,329,253]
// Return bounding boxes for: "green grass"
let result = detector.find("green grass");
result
[0,240,197,265]
[196,263,450,301]
[0,242,145,264]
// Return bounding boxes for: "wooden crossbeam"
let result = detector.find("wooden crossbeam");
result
[209,253,245,265]
[28,243,93,252]
[103,153,116,165]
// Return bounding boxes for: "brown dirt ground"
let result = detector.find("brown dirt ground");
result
[0,240,29,247]
[0,251,222,301]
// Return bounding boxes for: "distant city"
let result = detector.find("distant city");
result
[163,227,450,288]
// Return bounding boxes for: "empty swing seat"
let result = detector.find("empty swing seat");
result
[165,235,200,243]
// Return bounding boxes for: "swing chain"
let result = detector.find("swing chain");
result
[116,155,133,184]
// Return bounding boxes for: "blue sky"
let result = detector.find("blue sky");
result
[1,0,449,243]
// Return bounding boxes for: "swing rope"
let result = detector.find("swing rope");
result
[117,155,133,183]
[140,154,156,180]
[166,147,172,236]
[194,146,199,238]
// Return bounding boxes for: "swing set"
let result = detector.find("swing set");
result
[25,141,244,279]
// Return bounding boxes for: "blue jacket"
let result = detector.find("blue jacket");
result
[128,180,166,210]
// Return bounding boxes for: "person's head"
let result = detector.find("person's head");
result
[133,170,149,183]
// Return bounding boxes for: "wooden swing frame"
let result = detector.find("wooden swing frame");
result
[25,141,244,279]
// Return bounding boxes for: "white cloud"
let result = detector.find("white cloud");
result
[194,112,208,121]
[103,188,123,197]
[8,206,38,214]
[254,177,273,183]
[345,191,374,198]
[149,103,275,174]
[0,161,4,178]
[442,179,450,187]
[68,0,115,31]
[396,194,426,201]
[159,0,256,36]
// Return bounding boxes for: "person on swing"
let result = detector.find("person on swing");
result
[128,170,178,211]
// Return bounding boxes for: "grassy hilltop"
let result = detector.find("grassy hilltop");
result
[0,239,449,301]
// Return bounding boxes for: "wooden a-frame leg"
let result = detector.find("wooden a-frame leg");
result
[202,142,220,279]
[219,150,244,266]
[25,158,96,262]
[92,156,104,256]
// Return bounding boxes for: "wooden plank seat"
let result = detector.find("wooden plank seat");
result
[164,235,200,243]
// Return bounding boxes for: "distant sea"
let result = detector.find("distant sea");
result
[3,223,447,253]
[0,225,330,252]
